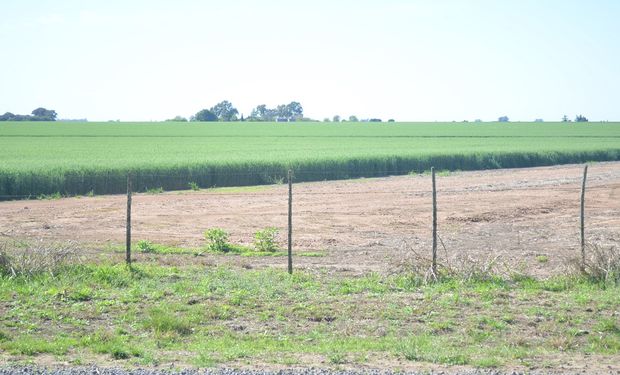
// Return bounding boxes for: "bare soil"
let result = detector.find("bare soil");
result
[1,162,619,277]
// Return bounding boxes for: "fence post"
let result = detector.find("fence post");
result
[580,164,588,271]
[126,173,133,266]
[287,169,293,275]
[431,167,438,279]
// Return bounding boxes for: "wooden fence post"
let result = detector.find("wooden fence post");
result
[431,167,438,279]
[580,164,588,271]
[288,169,293,275]
[126,173,133,266]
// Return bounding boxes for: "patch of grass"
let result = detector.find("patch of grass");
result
[1,263,620,369]
[36,192,62,200]
[3,336,76,356]
[146,187,164,194]
[188,181,200,191]
[144,308,192,335]
[536,255,549,263]
[0,330,10,342]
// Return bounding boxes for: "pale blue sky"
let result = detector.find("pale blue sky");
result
[1,0,618,122]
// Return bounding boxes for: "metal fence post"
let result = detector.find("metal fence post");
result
[431,167,438,279]
[126,173,133,265]
[580,164,588,271]
[288,169,293,275]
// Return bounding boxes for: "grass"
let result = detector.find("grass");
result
[0,121,619,197]
[1,262,619,369]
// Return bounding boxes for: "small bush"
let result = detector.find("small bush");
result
[204,228,231,252]
[253,227,279,252]
[188,181,200,191]
[137,240,156,253]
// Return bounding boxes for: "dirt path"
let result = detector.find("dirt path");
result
[1,162,619,277]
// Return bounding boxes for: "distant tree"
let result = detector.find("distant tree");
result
[323,118,331,122]
[31,107,57,121]
[474,119,483,123]
[348,115,359,122]
[575,114,589,122]
[166,116,188,122]
[192,109,218,122]
[368,118,382,122]
[534,118,544,123]
[0,112,15,121]
[332,115,341,123]
[210,100,239,121]
[562,115,570,122]
[498,116,509,122]
[388,119,395,123]
[285,101,303,121]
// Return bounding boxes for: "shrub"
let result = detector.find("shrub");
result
[137,240,156,253]
[188,181,200,191]
[204,228,231,252]
[254,227,279,252]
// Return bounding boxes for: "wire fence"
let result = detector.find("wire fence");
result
[0,165,619,275]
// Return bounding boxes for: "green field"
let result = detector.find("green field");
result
[1,121,619,198]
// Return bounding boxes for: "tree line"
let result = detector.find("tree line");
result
[0,108,57,121]
[167,101,386,123]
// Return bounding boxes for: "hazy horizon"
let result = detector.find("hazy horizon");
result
[1,0,619,122]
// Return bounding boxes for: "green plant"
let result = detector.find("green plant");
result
[137,240,156,253]
[2,122,619,198]
[205,228,231,252]
[536,255,549,263]
[253,227,279,252]
[146,187,164,194]
[188,181,199,191]
[144,308,192,335]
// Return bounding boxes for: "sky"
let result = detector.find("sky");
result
[1,0,619,122]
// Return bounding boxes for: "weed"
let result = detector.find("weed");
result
[36,192,62,200]
[328,351,347,364]
[0,330,10,342]
[144,308,192,335]
[204,228,232,252]
[0,240,77,278]
[188,181,200,191]
[536,255,549,263]
[137,240,156,253]
[253,227,279,252]
[146,187,164,194]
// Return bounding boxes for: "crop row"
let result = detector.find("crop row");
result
[1,150,618,199]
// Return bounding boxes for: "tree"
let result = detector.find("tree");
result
[388,119,395,123]
[0,112,15,121]
[498,116,509,122]
[575,115,588,122]
[562,115,570,122]
[285,101,303,121]
[348,115,359,122]
[31,107,57,121]
[210,100,239,121]
[192,109,218,122]
[332,115,341,123]
[166,116,188,122]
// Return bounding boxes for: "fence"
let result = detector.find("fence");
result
[0,163,619,277]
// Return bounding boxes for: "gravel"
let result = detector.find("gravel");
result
[0,367,611,375]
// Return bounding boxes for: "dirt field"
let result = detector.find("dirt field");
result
[1,162,619,277]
